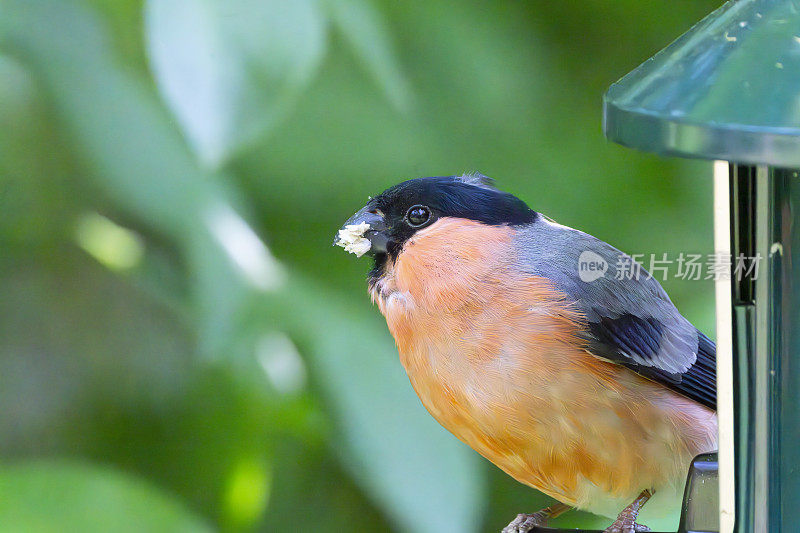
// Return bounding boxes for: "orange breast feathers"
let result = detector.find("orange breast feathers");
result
[371,218,717,514]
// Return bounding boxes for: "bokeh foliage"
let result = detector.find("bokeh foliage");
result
[0,1,720,531]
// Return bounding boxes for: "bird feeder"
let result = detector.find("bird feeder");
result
[604,1,800,532]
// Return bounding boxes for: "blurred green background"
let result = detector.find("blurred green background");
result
[0,1,720,532]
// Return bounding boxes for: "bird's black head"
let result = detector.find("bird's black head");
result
[334,173,537,276]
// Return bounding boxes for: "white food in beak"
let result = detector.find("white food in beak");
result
[336,222,372,257]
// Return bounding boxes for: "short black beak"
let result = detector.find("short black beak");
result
[333,206,389,255]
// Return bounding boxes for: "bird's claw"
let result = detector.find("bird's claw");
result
[501,511,549,533]
[603,520,650,533]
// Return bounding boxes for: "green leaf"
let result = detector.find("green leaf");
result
[0,54,82,247]
[0,460,213,532]
[2,0,213,234]
[1,0,284,358]
[325,0,412,112]
[145,0,326,167]
[268,279,487,533]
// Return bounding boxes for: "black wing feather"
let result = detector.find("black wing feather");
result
[587,315,716,409]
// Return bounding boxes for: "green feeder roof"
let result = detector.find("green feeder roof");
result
[603,0,800,167]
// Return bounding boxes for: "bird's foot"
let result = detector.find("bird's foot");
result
[603,489,653,533]
[501,511,550,533]
[602,518,650,533]
[501,503,570,533]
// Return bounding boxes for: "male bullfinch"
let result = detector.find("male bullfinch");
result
[334,174,717,533]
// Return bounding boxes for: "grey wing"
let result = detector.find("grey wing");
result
[514,219,716,409]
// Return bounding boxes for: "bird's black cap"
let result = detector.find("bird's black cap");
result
[335,173,537,278]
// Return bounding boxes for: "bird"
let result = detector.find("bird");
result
[333,173,717,533]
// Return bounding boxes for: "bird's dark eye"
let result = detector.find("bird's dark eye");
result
[405,205,431,227]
